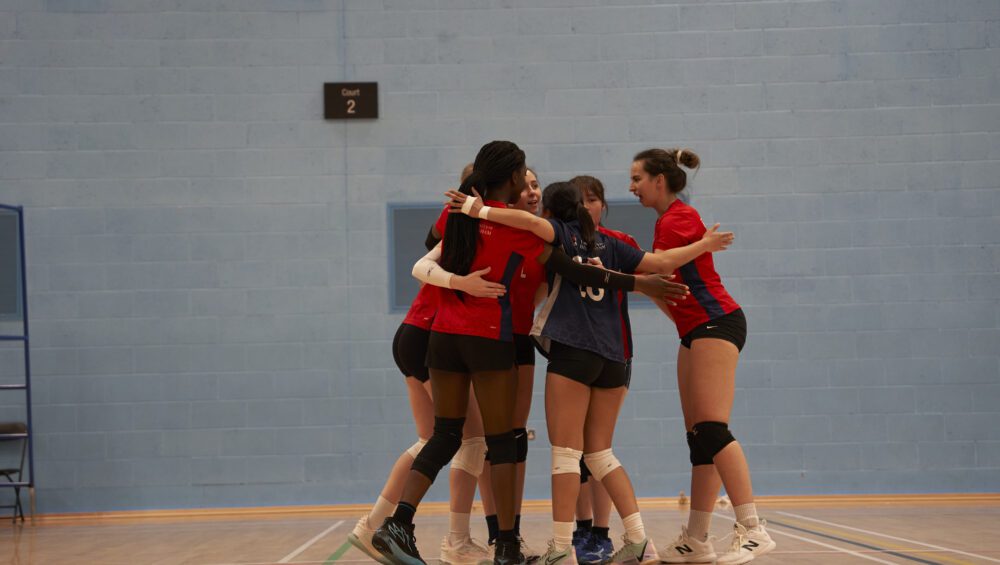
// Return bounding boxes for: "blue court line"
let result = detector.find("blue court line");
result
[768,519,943,565]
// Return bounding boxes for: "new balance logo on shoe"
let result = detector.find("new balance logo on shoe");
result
[742,540,759,551]
[676,545,693,554]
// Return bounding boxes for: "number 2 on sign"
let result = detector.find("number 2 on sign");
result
[346,99,356,114]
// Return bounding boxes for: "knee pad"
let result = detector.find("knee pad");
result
[485,431,518,465]
[451,437,487,477]
[686,431,713,467]
[583,449,622,481]
[514,427,528,463]
[551,446,583,475]
[406,437,428,459]
[412,417,465,481]
[691,421,735,461]
[579,460,591,483]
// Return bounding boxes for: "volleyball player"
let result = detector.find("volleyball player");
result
[349,168,504,565]
[630,148,774,565]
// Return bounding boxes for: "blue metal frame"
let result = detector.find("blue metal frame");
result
[0,204,34,501]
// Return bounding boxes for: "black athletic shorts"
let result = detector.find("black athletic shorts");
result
[514,334,535,367]
[392,323,431,382]
[546,340,630,389]
[680,308,747,352]
[426,331,516,373]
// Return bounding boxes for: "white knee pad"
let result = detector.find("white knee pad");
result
[451,437,487,477]
[583,448,622,481]
[551,446,583,475]
[405,437,428,459]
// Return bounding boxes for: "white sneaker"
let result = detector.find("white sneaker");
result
[739,520,775,561]
[539,540,578,565]
[348,515,392,565]
[658,526,717,563]
[440,533,492,565]
[519,536,541,564]
[605,535,659,565]
[717,522,756,565]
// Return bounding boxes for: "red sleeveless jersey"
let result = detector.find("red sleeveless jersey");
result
[653,200,740,338]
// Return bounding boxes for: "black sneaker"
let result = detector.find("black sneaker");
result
[371,517,427,565]
[494,539,526,565]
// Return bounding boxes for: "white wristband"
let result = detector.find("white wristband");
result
[479,206,491,220]
[460,195,479,215]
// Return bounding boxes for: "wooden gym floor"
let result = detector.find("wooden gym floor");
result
[2,495,999,564]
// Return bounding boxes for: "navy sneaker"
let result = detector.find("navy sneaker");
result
[577,534,614,565]
[372,517,427,565]
[571,528,591,555]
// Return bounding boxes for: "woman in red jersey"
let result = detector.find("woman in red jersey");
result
[350,174,506,565]
[630,148,775,565]
[476,167,545,560]
[373,141,682,565]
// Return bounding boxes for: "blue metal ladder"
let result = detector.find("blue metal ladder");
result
[0,204,34,522]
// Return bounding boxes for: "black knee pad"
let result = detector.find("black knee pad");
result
[687,431,713,466]
[580,460,591,483]
[514,427,528,463]
[412,416,465,481]
[485,430,517,465]
[691,421,735,461]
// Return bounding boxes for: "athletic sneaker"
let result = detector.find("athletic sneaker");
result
[519,536,541,564]
[372,516,427,565]
[575,533,614,565]
[716,521,775,565]
[441,533,491,565]
[348,515,392,565]
[492,538,526,565]
[657,526,716,563]
[571,528,591,554]
[539,541,578,565]
[604,536,658,565]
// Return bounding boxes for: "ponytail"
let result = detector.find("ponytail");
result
[541,181,596,255]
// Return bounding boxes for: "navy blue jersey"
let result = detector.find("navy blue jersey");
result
[531,219,645,363]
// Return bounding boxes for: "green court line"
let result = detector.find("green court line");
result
[324,540,353,564]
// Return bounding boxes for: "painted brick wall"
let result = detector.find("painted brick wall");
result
[0,0,997,512]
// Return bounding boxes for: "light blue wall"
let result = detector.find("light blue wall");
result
[0,0,998,513]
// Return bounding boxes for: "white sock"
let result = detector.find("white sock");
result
[622,512,646,543]
[687,509,712,542]
[733,503,759,529]
[369,496,395,527]
[553,521,575,551]
[449,512,471,540]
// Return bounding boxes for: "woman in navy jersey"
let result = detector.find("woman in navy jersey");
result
[350,171,507,565]
[447,181,733,565]
[373,142,682,565]
[567,175,634,565]
[630,148,774,565]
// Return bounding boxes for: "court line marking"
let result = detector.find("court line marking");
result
[768,518,942,565]
[713,512,897,564]
[279,519,344,563]
[778,511,1000,564]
